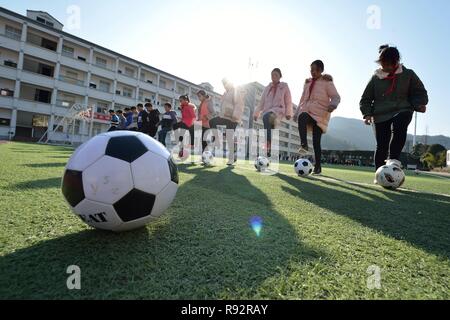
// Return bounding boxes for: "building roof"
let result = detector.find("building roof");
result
[0,6,222,96]
[26,10,64,27]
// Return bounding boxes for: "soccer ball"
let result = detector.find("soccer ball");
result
[61,131,179,232]
[202,151,214,166]
[294,159,313,177]
[254,156,270,172]
[375,164,405,190]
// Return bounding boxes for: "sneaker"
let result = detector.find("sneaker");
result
[298,147,311,156]
[313,168,322,175]
[386,159,402,169]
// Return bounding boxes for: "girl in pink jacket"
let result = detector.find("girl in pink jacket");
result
[253,68,293,157]
[294,60,341,175]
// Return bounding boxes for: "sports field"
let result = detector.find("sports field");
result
[0,141,449,299]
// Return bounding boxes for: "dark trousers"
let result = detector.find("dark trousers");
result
[173,122,194,145]
[209,117,239,161]
[374,111,413,169]
[148,126,158,138]
[262,112,277,143]
[298,112,323,169]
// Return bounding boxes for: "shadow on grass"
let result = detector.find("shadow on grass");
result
[23,163,67,169]
[0,164,324,299]
[6,177,62,190]
[277,173,450,259]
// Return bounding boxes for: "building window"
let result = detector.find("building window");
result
[62,45,74,57]
[0,118,11,126]
[96,102,108,114]
[5,25,21,40]
[122,87,133,98]
[124,67,135,77]
[36,17,46,24]
[0,89,14,96]
[34,89,52,103]
[89,83,97,89]
[99,80,111,93]
[95,57,108,69]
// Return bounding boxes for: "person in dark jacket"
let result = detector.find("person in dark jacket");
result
[145,103,160,138]
[158,103,178,146]
[137,104,146,132]
[108,109,119,132]
[360,45,428,171]
[116,110,127,130]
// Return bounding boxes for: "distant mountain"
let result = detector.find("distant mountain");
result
[322,117,450,151]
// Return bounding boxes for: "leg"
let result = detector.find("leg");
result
[262,112,275,156]
[374,119,393,170]
[297,112,310,148]
[312,122,323,172]
[389,111,413,160]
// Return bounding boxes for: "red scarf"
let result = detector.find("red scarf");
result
[269,81,280,97]
[384,65,399,96]
[308,78,318,99]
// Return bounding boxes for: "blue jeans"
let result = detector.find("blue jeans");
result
[158,128,172,146]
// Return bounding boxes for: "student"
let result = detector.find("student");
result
[116,110,127,130]
[360,45,428,171]
[173,95,197,157]
[137,104,146,132]
[294,60,341,175]
[126,106,139,131]
[197,90,215,152]
[209,79,245,165]
[145,103,161,138]
[158,103,178,146]
[108,109,120,132]
[253,68,293,158]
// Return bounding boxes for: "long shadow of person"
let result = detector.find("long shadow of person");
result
[276,172,450,259]
[0,164,324,299]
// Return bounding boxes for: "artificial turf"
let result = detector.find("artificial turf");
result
[0,142,449,299]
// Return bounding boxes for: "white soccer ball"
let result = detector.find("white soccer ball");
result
[294,159,313,177]
[202,151,214,166]
[61,131,179,232]
[254,156,270,172]
[375,164,405,190]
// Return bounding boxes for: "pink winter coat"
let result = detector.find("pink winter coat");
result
[254,82,293,121]
[294,75,341,133]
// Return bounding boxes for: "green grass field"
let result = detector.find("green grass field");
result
[0,141,449,299]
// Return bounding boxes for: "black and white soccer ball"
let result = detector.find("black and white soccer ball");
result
[375,164,405,190]
[254,156,270,172]
[202,151,214,166]
[61,131,179,232]
[294,159,313,177]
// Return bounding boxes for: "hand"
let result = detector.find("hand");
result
[364,116,373,125]
[253,115,258,122]
[327,105,336,113]
[286,115,292,121]
[416,105,427,113]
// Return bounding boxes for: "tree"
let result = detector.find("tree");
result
[421,152,437,169]
[436,151,447,168]
[427,144,446,157]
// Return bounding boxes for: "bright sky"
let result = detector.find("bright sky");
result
[2,0,449,136]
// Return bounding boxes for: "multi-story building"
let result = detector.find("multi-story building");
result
[0,7,305,159]
[0,7,222,143]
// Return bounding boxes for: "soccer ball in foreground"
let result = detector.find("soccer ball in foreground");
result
[294,159,313,177]
[254,156,270,172]
[375,164,405,190]
[61,131,179,232]
[202,151,214,166]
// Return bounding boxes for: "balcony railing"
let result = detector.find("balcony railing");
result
[59,75,85,86]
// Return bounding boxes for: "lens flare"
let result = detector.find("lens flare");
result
[250,216,263,237]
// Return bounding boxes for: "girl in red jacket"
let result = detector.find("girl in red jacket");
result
[173,95,197,158]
